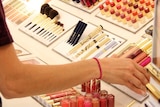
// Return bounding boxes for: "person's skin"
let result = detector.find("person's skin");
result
[0,0,150,99]
[0,44,150,99]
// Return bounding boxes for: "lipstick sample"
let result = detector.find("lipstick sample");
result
[97,0,154,32]
[107,94,114,107]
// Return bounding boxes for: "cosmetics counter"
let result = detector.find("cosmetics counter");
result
[1,0,160,107]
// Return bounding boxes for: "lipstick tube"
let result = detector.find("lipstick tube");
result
[146,65,160,82]
[146,83,160,103]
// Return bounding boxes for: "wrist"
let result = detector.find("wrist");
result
[93,58,102,79]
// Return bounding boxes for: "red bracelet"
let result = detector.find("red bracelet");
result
[93,58,102,79]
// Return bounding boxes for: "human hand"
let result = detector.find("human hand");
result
[100,57,150,96]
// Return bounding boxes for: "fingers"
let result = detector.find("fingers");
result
[122,60,150,95]
[125,81,147,96]
[133,62,150,85]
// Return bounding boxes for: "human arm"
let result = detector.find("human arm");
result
[0,43,99,98]
[0,43,150,98]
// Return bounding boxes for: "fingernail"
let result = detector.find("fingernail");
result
[141,91,147,96]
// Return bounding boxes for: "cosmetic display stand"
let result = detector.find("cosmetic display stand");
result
[2,0,160,107]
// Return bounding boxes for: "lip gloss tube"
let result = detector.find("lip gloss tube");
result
[77,95,85,107]
[126,39,152,59]
[107,94,114,107]
[119,38,150,58]
[133,47,151,63]
[40,88,76,97]
[60,98,70,107]
[84,99,92,107]
[139,56,151,67]
[43,91,76,100]
[70,96,77,107]
[92,97,100,107]
[92,79,101,93]
[99,96,107,107]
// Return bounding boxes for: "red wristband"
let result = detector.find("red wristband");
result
[93,58,102,79]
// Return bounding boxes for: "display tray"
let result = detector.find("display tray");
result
[112,84,149,103]
[53,22,126,61]
[19,5,81,46]
[58,0,106,14]
[95,0,154,34]
[96,11,154,34]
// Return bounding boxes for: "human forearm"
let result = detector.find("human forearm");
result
[15,60,98,97]
[1,50,99,98]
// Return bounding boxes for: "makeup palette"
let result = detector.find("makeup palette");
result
[3,0,35,25]
[57,0,106,13]
[53,22,126,61]
[19,3,81,46]
[96,0,154,33]
[111,37,152,102]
